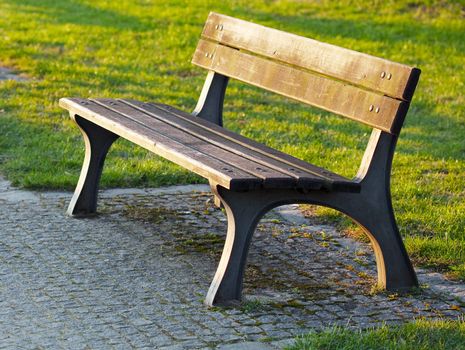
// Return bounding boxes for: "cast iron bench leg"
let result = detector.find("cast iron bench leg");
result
[205,183,417,306]
[67,114,119,216]
[205,184,271,306]
[347,199,418,291]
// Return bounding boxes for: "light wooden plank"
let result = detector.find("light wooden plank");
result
[59,98,262,191]
[201,12,420,101]
[193,40,409,134]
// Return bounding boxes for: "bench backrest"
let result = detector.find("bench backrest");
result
[192,12,420,135]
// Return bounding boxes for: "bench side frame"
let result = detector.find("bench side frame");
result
[206,129,418,305]
[192,70,418,306]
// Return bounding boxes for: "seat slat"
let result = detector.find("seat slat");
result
[59,98,262,191]
[119,99,335,191]
[193,40,409,135]
[122,100,359,192]
[92,98,297,189]
[201,12,420,101]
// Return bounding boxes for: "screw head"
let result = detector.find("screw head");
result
[375,107,380,113]
[369,105,374,112]
[380,71,386,78]
[387,73,392,80]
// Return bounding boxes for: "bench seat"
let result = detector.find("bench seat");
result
[60,97,360,193]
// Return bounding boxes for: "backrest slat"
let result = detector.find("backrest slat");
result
[192,39,409,134]
[201,12,420,102]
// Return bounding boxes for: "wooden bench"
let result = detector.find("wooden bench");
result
[60,12,421,306]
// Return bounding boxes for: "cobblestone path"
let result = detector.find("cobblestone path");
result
[0,178,463,349]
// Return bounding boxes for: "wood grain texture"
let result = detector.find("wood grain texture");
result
[193,40,409,134]
[60,97,360,192]
[200,12,420,101]
[92,98,296,190]
[59,98,262,191]
[121,99,353,191]
[123,100,359,191]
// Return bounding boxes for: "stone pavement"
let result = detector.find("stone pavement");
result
[0,176,464,349]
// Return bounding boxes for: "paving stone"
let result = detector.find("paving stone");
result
[0,177,464,349]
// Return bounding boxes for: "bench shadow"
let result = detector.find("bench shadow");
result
[235,7,464,57]
[4,0,147,30]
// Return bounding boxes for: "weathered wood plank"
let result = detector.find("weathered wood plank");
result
[59,98,262,191]
[92,98,297,189]
[193,40,409,135]
[123,100,359,192]
[201,12,420,101]
[119,99,337,191]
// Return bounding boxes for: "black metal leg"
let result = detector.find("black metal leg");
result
[340,196,418,290]
[67,115,119,216]
[205,185,417,306]
[205,186,271,306]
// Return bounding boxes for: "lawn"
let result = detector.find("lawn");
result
[0,0,463,280]
[286,319,465,350]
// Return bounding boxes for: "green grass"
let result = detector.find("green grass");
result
[0,1,464,278]
[286,319,465,350]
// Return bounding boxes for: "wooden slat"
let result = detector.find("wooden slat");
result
[122,100,360,192]
[193,40,409,134]
[59,98,262,191]
[91,98,296,189]
[119,99,334,191]
[201,12,420,101]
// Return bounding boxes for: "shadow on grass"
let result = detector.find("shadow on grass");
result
[4,0,147,30]
[242,7,465,55]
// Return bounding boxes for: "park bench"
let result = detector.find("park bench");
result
[60,12,421,306]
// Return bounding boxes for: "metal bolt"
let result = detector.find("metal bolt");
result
[205,52,209,57]
[369,105,374,112]
[381,71,386,78]
[215,24,219,29]
[219,24,223,31]
[375,107,380,113]
[387,73,392,80]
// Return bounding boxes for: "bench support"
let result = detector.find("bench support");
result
[206,130,417,306]
[192,71,229,126]
[67,114,119,217]
[193,71,229,209]
[206,183,272,306]
[206,184,417,306]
